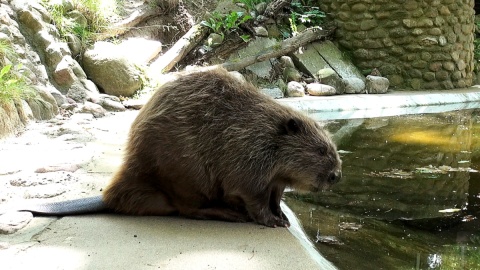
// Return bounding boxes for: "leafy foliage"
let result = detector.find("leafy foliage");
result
[0,65,35,105]
[41,0,118,49]
[290,0,325,27]
[0,40,17,63]
[201,11,252,41]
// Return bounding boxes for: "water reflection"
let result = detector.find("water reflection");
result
[286,109,480,269]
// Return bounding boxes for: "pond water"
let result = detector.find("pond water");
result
[286,108,480,269]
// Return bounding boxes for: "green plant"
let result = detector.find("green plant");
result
[289,13,298,36]
[0,64,35,105]
[42,0,118,48]
[290,0,326,27]
[201,11,252,41]
[0,40,17,63]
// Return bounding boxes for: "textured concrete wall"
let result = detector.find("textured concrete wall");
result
[319,0,475,90]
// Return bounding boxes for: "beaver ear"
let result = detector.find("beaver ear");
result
[280,118,301,135]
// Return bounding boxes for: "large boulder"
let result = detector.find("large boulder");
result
[83,42,143,97]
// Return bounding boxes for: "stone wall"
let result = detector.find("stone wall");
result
[319,0,475,90]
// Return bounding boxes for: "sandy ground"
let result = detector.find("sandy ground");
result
[0,110,335,270]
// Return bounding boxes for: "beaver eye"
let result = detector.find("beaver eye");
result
[319,145,327,155]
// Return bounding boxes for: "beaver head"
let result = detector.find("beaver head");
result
[274,117,342,192]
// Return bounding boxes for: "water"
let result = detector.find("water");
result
[286,109,480,269]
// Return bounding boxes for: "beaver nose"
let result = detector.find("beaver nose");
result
[328,171,342,184]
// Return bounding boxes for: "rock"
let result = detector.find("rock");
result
[205,33,224,47]
[53,57,76,86]
[286,81,305,97]
[78,101,107,118]
[283,66,302,82]
[318,68,345,94]
[21,100,34,121]
[254,26,268,37]
[50,88,67,106]
[99,97,126,112]
[83,42,143,97]
[366,75,389,94]
[80,79,99,93]
[35,163,80,173]
[35,86,59,115]
[276,78,287,93]
[260,87,284,99]
[306,83,336,96]
[25,97,56,120]
[65,33,82,58]
[66,81,88,102]
[45,42,70,67]
[0,211,33,234]
[60,103,77,111]
[317,68,336,79]
[17,9,43,32]
[343,77,366,94]
[229,71,246,83]
[123,99,145,110]
[279,56,295,68]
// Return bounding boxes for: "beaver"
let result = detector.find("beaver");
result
[3,68,341,228]
[101,68,342,227]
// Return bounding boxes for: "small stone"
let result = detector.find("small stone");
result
[35,163,80,173]
[317,68,336,79]
[365,75,389,94]
[100,98,126,112]
[205,33,224,47]
[343,77,365,94]
[50,88,67,106]
[306,83,336,96]
[283,67,302,82]
[279,56,295,68]
[254,26,268,37]
[78,101,107,118]
[286,81,305,97]
[123,99,145,110]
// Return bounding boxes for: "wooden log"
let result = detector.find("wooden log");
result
[96,6,161,40]
[149,24,209,73]
[221,26,335,71]
[263,0,293,18]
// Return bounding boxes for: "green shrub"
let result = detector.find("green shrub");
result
[290,0,325,27]
[201,11,252,40]
[42,0,119,48]
[0,65,36,105]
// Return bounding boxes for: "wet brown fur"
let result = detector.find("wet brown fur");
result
[103,68,342,227]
